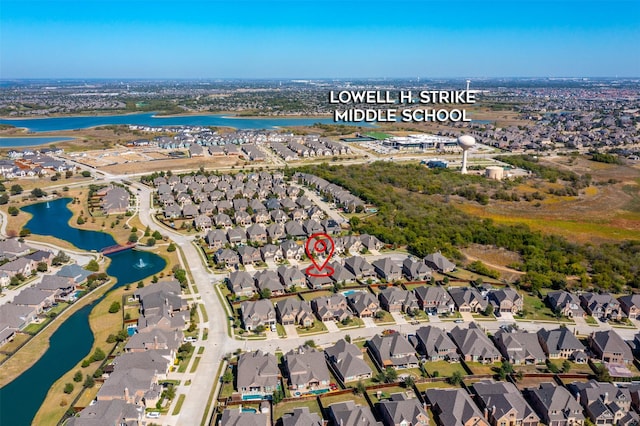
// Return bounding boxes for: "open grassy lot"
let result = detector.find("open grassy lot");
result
[319,393,369,410]
[465,361,501,375]
[373,311,395,324]
[296,321,328,335]
[300,290,333,301]
[422,361,468,378]
[455,157,640,245]
[336,317,364,329]
[415,380,459,392]
[367,385,407,404]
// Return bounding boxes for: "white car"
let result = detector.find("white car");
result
[146,411,161,419]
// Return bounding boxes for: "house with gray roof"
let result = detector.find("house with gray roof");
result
[426,388,490,426]
[227,228,246,246]
[325,338,372,383]
[328,401,381,426]
[0,238,30,260]
[424,252,456,273]
[589,330,633,365]
[57,264,91,284]
[494,329,546,365]
[205,229,227,249]
[403,258,433,281]
[219,407,269,426]
[546,291,585,318]
[619,294,640,320]
[254,270,285,296]
[373,257,402,282]
[580,292,622,321]
[344,256,376,280]
[275,299,314,327]
[526,383,585,426]
[101,186,130,215]
[284,345,331,394]
[281,407,323,426]
[96,367,161,408]
[227,271,256,297]
[13,288,56,313]
[414,286,454,314]
[488,287,523,314]
[368,332,419,369]
[67,399,143,426]
[0,257,36,278]
[110,350,172,379]
[311,294,351,322]
[378,393,429,426]
[194,214,212,231]
[0,303,37,330]
[474,380,540,426]
[415,325,459,361]
[36,275,75,299]
[379,287,419,313]
[214,248,239,268]
[280,240,303,260]
[329,261,356,284]
[568,380,638,426]
[450,322,501,363]
[277,266,306,290]
[241,300,276,332]
[125,327,183,353]
[237,246,261,265]
[347,291,380,318]
[237,350,280,398]
[537,328,587,361]
[448,287,487,313]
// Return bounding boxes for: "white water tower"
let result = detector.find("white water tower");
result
[457,135,476,174]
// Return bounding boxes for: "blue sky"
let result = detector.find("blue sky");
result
[1,0,638,78]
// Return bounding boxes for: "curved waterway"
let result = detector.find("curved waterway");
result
[0,198,165,425]
[0,112,364,133]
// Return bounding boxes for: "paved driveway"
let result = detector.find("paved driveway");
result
[284,324,299,338]
[324,321,339,332]
[391,312,407,325]
[460,311,474,322]
[363,317,376,328]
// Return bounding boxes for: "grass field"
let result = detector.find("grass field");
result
[296,321,328,335]
[365,131,392,140]
[422,361,467,378]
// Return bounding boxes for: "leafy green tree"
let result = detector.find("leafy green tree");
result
[83,375,95,388]
[355,380,366,395]
[128,233,138,243]
[137,281,144,288]
[36,262,48,272]
[222,369,234,384]
[7,206,19,216]
[0,194,9,205]
[403,375,415,388]
[19,228,31,237]
[146,237,156,247]
[91,347,106,362]
[448,371,463,385]
[106,334,117,343]
[144,226,151,237]
[81,170,91,177]
[167,242,176,252]
[304,339,317,348]
[31,187,46,198]
[484,304,494,317]
[562,360,572,373]
[63,383,74,394]
[108,301,121,313]
[10,184,23,195]
[152,230,162,240]
[73,370,83,382]
[86,259,99,272]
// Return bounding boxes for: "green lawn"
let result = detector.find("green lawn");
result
[320,393,369,410]
[517,294,560,321]
[365,131,392,140]
[190,357,201,373]
[405,309,429,322]
[585,315,599,325]
[422,361,467,378]
[300,290,334,301]
[415,381,458,392]
[273,398,322,423]
[276,323,287,337]
[296,321,328,335]
[373,311,396,324]
[465,361,500,375]
[336,317,364,329]
[178,349,195,373]
[171,394,186,415]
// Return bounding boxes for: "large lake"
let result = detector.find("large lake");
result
[0,112,362,133]
[0,198,166,425]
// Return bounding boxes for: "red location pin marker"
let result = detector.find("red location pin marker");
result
[304,233,335,277]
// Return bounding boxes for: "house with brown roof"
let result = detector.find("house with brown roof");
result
[275,299,314,327]
[100,186,130,215]
[474,380,540,426]
[284,345,331,394]
[237,350,280,398]
[325,339,372,383]
[426,388,490,426]
[240,300,276,332]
